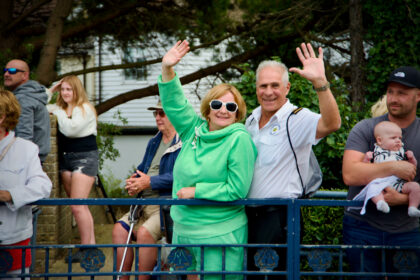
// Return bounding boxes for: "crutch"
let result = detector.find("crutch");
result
[117,204,140,280]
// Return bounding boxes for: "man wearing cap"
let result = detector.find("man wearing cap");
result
[3,59,50,163]
[342,66,420,277]
[112,100,181,280]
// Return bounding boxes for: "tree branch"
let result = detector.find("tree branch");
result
[56,34,236,80]
[27,1,144,50]
[2,0,52,34]
[95,44,271,115]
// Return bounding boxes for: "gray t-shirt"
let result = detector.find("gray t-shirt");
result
[345,114,420,233]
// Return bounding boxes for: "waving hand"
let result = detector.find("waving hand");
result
[289,43,327,85]
[162,40,190,82]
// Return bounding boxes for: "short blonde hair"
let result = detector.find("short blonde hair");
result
[371,95,388,117]
[56,75,97,117]
[200,84,247,122]
[0,89,21,130]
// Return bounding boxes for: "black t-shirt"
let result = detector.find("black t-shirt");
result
[345,114,420,233]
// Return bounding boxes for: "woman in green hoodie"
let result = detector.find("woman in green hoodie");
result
[158,40,257,279]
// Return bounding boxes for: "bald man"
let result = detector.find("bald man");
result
[4,59,50,163]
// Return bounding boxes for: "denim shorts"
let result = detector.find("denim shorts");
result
[59,150,99,177]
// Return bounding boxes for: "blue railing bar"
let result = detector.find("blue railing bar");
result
[200,246,205,275]
[300,271,420,277]
[300,244,420,249]
[9,242,420,250]
[134,246,139,274]
[293,199,301,279]
[313,190,347,198]
[0,271,291,278]
[112,247,117,280]
[222,246,226,280]
[286,199,294,279]
[20,197,362,206]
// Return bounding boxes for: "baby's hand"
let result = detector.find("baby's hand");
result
[363,151,373,163]
[406,150,418,167]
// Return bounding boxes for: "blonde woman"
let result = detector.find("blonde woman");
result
[49,75,98,262]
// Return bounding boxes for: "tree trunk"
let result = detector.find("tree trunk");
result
[349,0,365,110]
[35,0,73,85]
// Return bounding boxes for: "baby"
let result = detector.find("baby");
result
[353,121,420,217]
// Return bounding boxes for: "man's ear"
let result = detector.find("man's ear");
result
[285,82,291,96]
[23,71,30,81]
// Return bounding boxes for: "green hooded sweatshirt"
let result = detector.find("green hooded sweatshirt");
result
[158,74,257,238]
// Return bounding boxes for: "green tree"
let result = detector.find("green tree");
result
[1,0,418,117]
[364,0,420,104]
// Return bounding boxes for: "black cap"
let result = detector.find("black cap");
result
[387,66,420,89]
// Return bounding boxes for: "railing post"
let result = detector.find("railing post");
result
[287,199,301,280]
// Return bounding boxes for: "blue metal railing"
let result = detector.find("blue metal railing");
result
[1,192,420,279]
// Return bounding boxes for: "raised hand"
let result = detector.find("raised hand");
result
[162,40,190,82]
[49,79,63,93]
[162,40,190,69]
[289,43,327,85]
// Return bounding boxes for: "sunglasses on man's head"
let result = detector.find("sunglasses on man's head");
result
[153,110,165,117]
[4,68,25,74]
[209,100,238,113]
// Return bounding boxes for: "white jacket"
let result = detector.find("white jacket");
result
[0,131,52,244]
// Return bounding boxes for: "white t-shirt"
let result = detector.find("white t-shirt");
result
[245,100,320,198]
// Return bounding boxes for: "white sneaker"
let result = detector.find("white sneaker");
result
[408,206,420,217]
[376,200,390,213]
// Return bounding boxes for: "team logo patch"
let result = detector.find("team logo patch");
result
[270,125,280,135]
[394,71,405,78]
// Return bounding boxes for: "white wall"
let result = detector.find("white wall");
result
[95,41,222,127]
[101,135,152,187]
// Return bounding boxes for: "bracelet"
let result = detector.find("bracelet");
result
[313,82,330,92]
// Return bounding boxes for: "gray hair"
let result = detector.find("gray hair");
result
[256,60,289,85]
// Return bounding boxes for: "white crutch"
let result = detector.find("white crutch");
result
[117,204,140,280]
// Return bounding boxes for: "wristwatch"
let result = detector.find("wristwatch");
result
[313,82,330,92]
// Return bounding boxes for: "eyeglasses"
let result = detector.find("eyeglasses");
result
[3,68,25,74]
[209,100,238,113]
[153,110,165,117]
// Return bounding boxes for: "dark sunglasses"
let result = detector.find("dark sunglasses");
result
[3,68,25,74]
[153,110,165,117]
[209,100,238,113]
